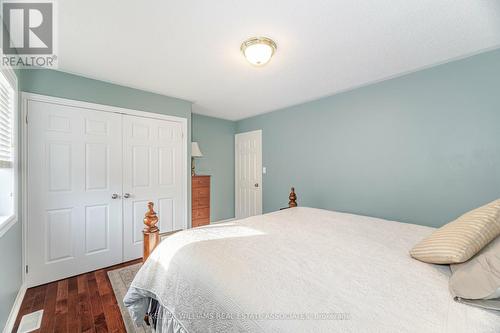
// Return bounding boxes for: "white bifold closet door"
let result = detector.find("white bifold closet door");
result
[26,97,186,287]
[27,100,124,286]
[122,115,185,260]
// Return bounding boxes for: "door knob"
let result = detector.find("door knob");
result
[124,193,131,198]
[111,193,119,199]
[254,183,259,188]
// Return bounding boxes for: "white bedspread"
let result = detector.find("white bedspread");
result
[126,207,500,332]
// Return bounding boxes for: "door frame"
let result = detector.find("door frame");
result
[234,129,263,219]
[21,92,188,284]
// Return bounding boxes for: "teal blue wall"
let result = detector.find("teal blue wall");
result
[192,113,235,221]
[237,48,500,227]
[17,69,191,119]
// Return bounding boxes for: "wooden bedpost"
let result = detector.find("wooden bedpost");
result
[143,202,160,262]
[288,187,297,208]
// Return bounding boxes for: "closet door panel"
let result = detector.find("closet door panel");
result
[122,115,186,260]
[27,100,123,287]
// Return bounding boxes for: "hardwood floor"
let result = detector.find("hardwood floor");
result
[12,259,142,333]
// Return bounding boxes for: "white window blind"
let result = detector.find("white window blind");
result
[0,73,14,169]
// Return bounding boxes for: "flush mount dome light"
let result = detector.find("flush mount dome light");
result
[240,37,277,66]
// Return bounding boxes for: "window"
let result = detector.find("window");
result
[0,68,17,237]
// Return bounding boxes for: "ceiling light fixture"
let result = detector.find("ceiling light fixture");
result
[240,37,277,66]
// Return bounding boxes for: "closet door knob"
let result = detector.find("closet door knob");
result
[111,194,119,199]
[124,193,131,198]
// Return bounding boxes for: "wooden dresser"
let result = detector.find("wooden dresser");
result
[192,175,210,227]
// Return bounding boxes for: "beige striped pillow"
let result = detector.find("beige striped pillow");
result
[410,199,500,264]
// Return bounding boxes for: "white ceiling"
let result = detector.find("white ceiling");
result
[59,0,500,120]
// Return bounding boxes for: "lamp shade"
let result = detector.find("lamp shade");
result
[191,142,203,157]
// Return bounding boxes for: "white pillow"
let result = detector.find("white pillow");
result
[410,199,500,264]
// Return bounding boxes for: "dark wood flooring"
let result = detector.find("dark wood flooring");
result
[12,259,142,333]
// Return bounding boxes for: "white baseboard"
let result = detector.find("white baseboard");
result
[211,217,236,224]
[3,283,27,333]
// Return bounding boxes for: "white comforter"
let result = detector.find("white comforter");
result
[126,207,500,332]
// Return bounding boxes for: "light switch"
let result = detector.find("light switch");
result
[262,167,267,174]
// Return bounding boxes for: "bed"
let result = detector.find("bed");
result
[124,205,500,332]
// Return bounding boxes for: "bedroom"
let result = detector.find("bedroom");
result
[1,1,500,332]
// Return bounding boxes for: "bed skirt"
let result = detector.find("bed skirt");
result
[149,302,187,333]
[124,288,188,333]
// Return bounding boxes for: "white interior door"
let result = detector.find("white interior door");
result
[27,100,123,287]
[235,130,262,219]
[122,115,186,260]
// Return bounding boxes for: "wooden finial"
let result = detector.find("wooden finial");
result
[288,187,297,207]
[143,202,159,232]
[143,202,160,262]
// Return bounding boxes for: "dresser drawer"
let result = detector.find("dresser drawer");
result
[192,186,209,198]
[192,218,209,228]
[192,175,210,229]
[192,207,210,220]
[192,196,209,209]
[192,176,210,188]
